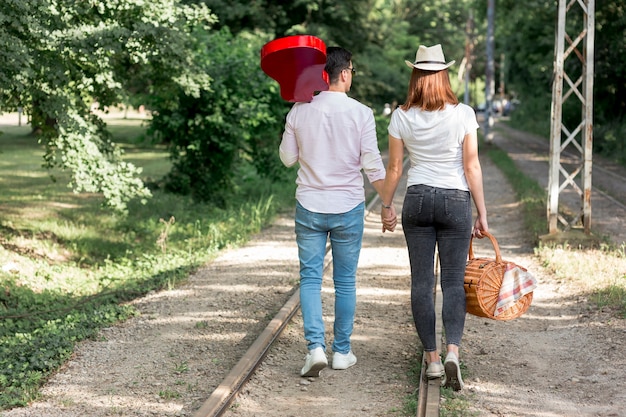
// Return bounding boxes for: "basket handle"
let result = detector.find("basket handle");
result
[468,231,502,263]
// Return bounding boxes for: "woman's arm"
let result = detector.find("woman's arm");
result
[463,130,488,236]
[380,134,404,232]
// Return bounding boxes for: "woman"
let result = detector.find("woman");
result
[380,44,488,391]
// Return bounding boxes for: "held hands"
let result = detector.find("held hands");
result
[381,205,397,233]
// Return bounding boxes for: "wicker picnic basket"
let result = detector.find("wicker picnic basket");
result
[464,231,533,320]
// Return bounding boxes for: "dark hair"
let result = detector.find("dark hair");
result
[324,46,352,84]
[401,68,458,112]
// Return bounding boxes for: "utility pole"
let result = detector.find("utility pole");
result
[548,0,595,235]
[500,53,505,103]
[464,11,474,106]
[484,0,495,142]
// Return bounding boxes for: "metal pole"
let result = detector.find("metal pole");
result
[485,0,495,142]
[464,11,474,106]
[582,0,595,234]
[548,0,566,234]
[500,53,505,103]
[548,0,595,235]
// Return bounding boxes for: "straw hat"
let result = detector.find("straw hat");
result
[405,44,455,71]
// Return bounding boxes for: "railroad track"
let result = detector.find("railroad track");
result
[493,122,626,245]
[192,166,443,417]
[496,122,626,210]
[192,228,442,417]
[192,266,444,417]
[415,255,443,417]
[192,241,334,417]
[4,120,620,417]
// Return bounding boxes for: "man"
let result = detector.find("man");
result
[279,46,386,377]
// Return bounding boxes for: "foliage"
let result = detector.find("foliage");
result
[0,0,216,212]
[507,93,552,138]
[148,0,487,205]
[593,285,626,318]
[483,0,626,164]
[2,0,624,210]
[148,28,291,205]
[440,389,479,417]
[402,351,422,416]
[594,121,626,164]
[0,122,295,409]
[199,0,374,51]
[483,0,556,95]
[0,288,136,408]
[1,0,498,210]
[593,2,626,162]
[592,2,626,122]
[194,0,475,110]
[375,113,391,151]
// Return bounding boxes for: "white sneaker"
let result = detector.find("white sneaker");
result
[426,361,444,379]
[332,350,357,370]
[300,347,328,377]
[441,351,464,391]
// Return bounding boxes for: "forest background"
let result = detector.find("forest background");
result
[0,0,624,410]
[2,0,624,211]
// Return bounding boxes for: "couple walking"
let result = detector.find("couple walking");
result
[279,44,488,391]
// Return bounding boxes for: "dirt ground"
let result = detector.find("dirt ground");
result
[221,140,626,417]
[2,119,625,417]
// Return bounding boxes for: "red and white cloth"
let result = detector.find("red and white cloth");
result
[494,263,538,317]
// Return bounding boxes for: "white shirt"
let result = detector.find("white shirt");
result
[280,91,385,214]
[388,103,479,191]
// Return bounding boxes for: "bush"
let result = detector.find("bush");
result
[149,29,291,205]
[594,120,626,164]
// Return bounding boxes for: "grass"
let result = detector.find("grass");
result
[0,119,296,409]
[482,138,548,241]
[401,352,421,416]
[535,242,626,317]
[440,390,477,417]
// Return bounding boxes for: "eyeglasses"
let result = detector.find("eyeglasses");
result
[344,66,356,75]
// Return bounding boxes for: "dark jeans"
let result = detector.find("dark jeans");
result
[401,184,472,352]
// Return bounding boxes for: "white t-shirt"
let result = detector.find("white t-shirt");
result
[388,103,479,191]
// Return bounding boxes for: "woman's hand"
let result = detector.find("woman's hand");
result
[472,216,488,238]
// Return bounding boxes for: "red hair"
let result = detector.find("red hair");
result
[400,69,458,112]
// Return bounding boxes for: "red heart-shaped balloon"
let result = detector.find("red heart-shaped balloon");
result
[261,35,329,102]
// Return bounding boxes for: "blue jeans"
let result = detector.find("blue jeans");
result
[295,201,364,354]
[401,185,472,352]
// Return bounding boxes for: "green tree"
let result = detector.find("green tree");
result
[196,0,475,108]
[197,0,373,51]
[487,0,626,161]
[149,28,290,205]
[354,0,474,108]
[0,0,216,212]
